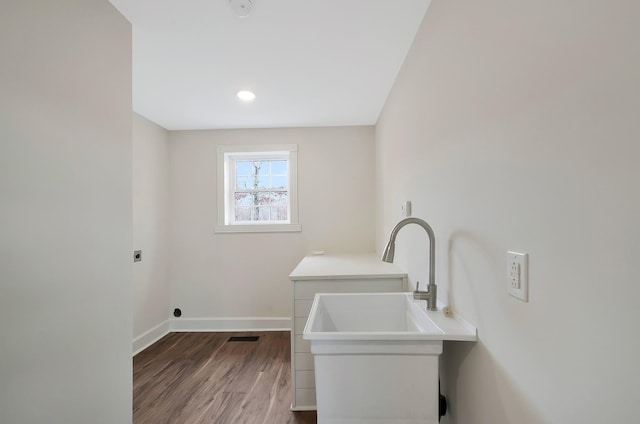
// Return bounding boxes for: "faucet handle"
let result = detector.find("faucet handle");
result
[415,281,420,291]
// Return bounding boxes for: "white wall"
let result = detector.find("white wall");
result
[376,1,640,423]
[0,1,132,423]
[169,126,375,325]
[133,113,171,352]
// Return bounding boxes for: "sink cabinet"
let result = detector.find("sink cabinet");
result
[288,254,407,410]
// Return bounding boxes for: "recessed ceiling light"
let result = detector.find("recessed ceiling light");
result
[237,90,256,103]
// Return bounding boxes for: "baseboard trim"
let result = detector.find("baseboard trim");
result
[169,317,291,332]
[133,317,292,356]
[133,320,171,356]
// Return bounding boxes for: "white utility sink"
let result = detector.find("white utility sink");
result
[303,292,476,342]
[303,292,476,424]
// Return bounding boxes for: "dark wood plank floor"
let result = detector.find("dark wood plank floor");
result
[134,331,316,424]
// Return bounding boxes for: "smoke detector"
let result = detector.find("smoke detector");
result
[229,0,254,17]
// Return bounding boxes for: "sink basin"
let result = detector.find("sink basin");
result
[303,292,475,341]
[303,292,476,424]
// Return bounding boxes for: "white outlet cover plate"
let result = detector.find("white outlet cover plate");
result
[401,201,411,217]
[507,251,528,301]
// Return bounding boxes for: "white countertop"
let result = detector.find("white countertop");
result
[289,253,407,281]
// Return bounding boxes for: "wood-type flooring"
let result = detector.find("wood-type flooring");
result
[133,331,316,424]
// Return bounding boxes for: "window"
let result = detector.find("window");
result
[216,144,300,233]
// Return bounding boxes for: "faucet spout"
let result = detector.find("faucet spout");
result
[381,217,437,311]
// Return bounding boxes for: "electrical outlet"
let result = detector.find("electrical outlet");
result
[509,261,520,289]
[510,276,519,289]
[401,201,412,217]
[507,251,528,301]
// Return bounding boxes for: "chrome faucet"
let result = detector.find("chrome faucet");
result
[381,217,438,311]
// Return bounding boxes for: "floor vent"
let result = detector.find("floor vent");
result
[227,336,260,342]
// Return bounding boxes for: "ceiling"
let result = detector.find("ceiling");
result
[108,0,431,130]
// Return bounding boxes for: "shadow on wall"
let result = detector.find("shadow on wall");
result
[441,341,544,424]
[446,229,500,324]
[441,230,545,423]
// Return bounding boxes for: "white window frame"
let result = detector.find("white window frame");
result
[215,144,300,233]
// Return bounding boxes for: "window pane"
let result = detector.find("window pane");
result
[234,206,252,221]
[271,191,288,205]
[271,160,287,175]
[256,175,270,190]
[270,206,288,221]
[234,192,254,206]
[257,206,270,221]
[271,175,287,189]
[236,161,253,176]
[256,191,272,205]
[254,161,270,176]
[236,175,252,189]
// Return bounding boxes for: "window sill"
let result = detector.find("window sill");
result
[215,223,302,234]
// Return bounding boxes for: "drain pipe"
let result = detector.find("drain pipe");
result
[439,381,447,421]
